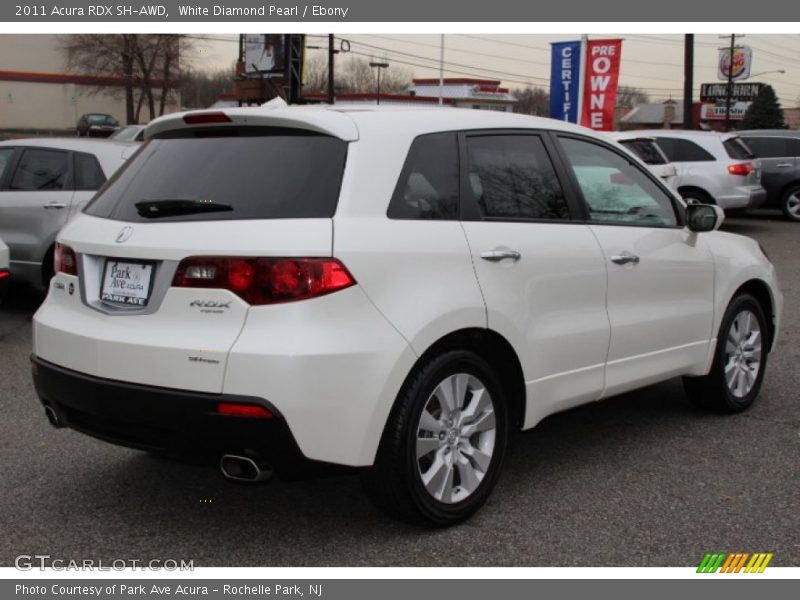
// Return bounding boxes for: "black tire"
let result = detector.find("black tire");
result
[683,294,769,413]
[362,350,509,526]
[780,185,800,222]
[680,188,714,206]
[41,246,55,288]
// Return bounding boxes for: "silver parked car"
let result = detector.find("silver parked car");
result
[0,236,8,304]
[738,129,800,222]
[0,138,135,287]
[637,130,766,211]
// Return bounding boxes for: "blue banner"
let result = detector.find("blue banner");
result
[549,41,582,123]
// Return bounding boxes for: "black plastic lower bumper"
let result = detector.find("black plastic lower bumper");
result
[31,355,348,479]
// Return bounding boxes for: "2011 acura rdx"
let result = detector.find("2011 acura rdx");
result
[31,106,782,526]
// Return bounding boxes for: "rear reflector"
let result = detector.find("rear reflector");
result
[217,403,273,419]
[0,269,9,279]
[54,243,78,276]
[173,257,356,305]
[728,162,755,176]
[183,112,232,125]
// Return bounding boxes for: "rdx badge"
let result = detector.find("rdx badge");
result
[190,300,232,309]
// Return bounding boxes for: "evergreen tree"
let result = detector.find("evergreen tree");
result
[740,85,787,129]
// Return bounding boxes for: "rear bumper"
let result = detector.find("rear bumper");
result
[717,186,767,210]
[30,355,347,479]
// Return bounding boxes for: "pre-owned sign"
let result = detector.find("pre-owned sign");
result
[580,39,623,131]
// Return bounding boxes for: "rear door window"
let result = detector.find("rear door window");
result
[654,138,715,162]
[9,148,70,191]
[465,134,570,221]
[742,136,796,158]
[85,127,348,222]
[0,148,15,183]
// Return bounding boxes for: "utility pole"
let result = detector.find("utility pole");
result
[328,33,335,104]
[369,61,389,105]
[683,34,694,129]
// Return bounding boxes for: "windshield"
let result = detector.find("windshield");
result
[88,115,117,125]
[84,127,348,222]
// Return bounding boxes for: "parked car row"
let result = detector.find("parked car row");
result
[28,106,782,526]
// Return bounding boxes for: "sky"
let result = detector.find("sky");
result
[188,33,800,107]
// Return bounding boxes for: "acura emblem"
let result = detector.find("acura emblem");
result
[115,226,133,243]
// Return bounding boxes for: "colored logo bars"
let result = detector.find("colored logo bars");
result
[697,552,774,573]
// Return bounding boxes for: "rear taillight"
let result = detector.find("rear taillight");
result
[728,162,755,176]
[172,257,356,305]
[0,269,9,279]
[54,243,78,276]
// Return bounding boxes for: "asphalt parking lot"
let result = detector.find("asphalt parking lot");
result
[0,210,797,568]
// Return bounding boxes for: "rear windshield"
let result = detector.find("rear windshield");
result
[618,139,668,165]
[84,127,348,222]
[723,137,754,160]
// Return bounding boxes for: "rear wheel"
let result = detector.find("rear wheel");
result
[362,350,509,526]
[680,188,714,206]
[781,185,800,222]
[683,294,768,413]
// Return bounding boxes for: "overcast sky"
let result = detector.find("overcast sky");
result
[189,33,800,107]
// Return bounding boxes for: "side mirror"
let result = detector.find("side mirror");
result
[686,204,725,232]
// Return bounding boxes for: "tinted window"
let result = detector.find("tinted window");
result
[0,148,14,181]
[741,136,800,158]
[723,137,754,159]
[466,135,569,220]
[560,137,678,227]
[85,128,347,222]
[74,152,106,191]
[654,138,715,162]
[387,133,459,220]
[9,148,69,191]
[618,139,668,165]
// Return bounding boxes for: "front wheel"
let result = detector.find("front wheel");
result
[684,294,768,413]
[781,186,800,222]
[362,350,509,526]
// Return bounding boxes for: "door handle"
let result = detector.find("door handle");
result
[776,163,793,168]
[480,249,521,262]
[43,202,66,210]
[610,253,640,265]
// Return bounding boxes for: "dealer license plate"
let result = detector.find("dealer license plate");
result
[100,260,154,307]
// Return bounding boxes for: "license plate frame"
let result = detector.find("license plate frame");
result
[100,259,155,308]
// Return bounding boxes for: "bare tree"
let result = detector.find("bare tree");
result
[302,54,411,95]
[616,86,650,109]
[512,86,550,116]
[60,34,185,124]
[181,68,236,109]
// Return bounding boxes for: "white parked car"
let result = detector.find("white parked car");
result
[0,236,8,304]
[637,130,766,210]
[0,138,136,287]
[32,107,782,526]
[607,132,678,190]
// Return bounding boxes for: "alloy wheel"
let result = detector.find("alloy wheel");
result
[724,309,762,398]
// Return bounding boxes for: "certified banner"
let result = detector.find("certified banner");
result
[580,39,623,131]
[549,40,582,122]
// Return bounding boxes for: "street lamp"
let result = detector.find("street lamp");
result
[746,69,786,79]
[369,61,389,105]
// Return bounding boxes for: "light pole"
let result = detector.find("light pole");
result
[746,69,786,79]
[369,61,389,105]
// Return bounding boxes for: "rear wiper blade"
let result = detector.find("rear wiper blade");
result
[135,199,233,218]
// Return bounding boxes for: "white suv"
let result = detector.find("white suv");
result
[32,107,782,526]
[637,130,766,210]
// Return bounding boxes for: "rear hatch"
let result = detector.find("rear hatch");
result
[722,135,762,186]
[34,119,349,393]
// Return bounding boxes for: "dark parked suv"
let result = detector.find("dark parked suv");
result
[76,113,119,138]
[738,130,800,221]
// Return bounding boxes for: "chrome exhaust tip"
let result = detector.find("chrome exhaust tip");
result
[44,405,64,429]
[220,454,273,483]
